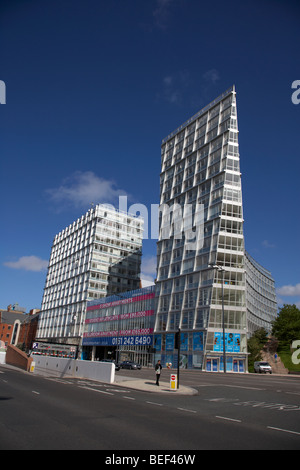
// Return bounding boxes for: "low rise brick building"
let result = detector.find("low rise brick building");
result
[0,305,40,352]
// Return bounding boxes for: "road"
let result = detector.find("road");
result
[1,364,300,451]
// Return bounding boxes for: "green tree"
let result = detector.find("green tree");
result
[272,304,300,349]
[247,328,268,371]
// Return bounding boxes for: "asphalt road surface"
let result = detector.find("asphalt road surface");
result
[1,364,300,451]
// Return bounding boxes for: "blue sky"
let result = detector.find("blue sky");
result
[1,0,299,311]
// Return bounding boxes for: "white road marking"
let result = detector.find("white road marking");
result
[106,388,131,393]
[267,426,300,436]
[44,378,73,385]
[79,386,114,395]
[286,391,300,396]
[216,415,241,423]
[177,407,197,413]
[207,397,226,402]
[223,385,265,391]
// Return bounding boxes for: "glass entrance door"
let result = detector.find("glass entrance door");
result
[206,358,219,372]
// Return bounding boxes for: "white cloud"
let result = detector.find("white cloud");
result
[4,256,48,272]
[160,68,221,108]
[141,255,157,286]
[203,69,220,85]
[277,283,300,297]
[46,171,129,210]
[276,283,300,309]
[161,70,191,105]
[262,239,276,249]
[153,0,174,30]
[141,255,157,275]
[163,76,173,86]
[141,278,155,287]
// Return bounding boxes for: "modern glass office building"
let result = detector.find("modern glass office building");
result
[155,85,277,372]
[36,204,143,352]
[245,251,277,337]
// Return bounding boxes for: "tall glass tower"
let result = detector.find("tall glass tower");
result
[155,85,248,372]
[37,205,143,351]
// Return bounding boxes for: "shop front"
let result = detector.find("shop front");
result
[204,330,247,372]
[205,355,247,373]
[152,329,247,372]
[153,331,205,370]
[82,286,156,367]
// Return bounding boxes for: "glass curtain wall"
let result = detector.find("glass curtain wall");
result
[155,86,248,371]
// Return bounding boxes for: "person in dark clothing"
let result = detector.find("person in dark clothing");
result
[155,360,162,386]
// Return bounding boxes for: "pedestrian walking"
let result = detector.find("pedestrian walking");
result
[155,360,162,386]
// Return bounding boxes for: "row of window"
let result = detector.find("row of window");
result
[162,121,237,172]
[162,93,235,152]
[155,308,211,331]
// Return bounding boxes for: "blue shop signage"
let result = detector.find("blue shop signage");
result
[83,335,153,347]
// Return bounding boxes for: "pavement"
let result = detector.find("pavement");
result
[114,374,198,395]
[1,362,197,394]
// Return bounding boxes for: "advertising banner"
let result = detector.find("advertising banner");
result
[82,334,153,347]
[154,334,162,351]
[180,332,188,351]
[166,334,174,351]
[213,333,241,352]
[213,332,221,351]
[193,332,204,351]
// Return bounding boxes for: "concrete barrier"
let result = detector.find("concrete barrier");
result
[31,355,115,383]
[0,351,6,364]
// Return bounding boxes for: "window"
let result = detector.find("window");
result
[181,311,194,329]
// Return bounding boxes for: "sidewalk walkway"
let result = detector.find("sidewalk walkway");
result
[114,374,198,395]
[261,350,289,375]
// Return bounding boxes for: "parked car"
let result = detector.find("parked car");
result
[254,361,272,374]
[119,360,142,370]
[100,359,120,371]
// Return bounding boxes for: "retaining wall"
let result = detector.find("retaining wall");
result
[0,351,6,364]
[32,355,115,383]
[6,345,33,371]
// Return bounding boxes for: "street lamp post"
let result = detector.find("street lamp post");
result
[114,293,126,365]
[208,264,226,373]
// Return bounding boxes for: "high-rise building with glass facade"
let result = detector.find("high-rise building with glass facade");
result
[245,251,277,337]
[36,205,143,351]
[154,85,277,372]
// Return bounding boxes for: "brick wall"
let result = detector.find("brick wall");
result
[0,323,13,346]
[6,344,33,372]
